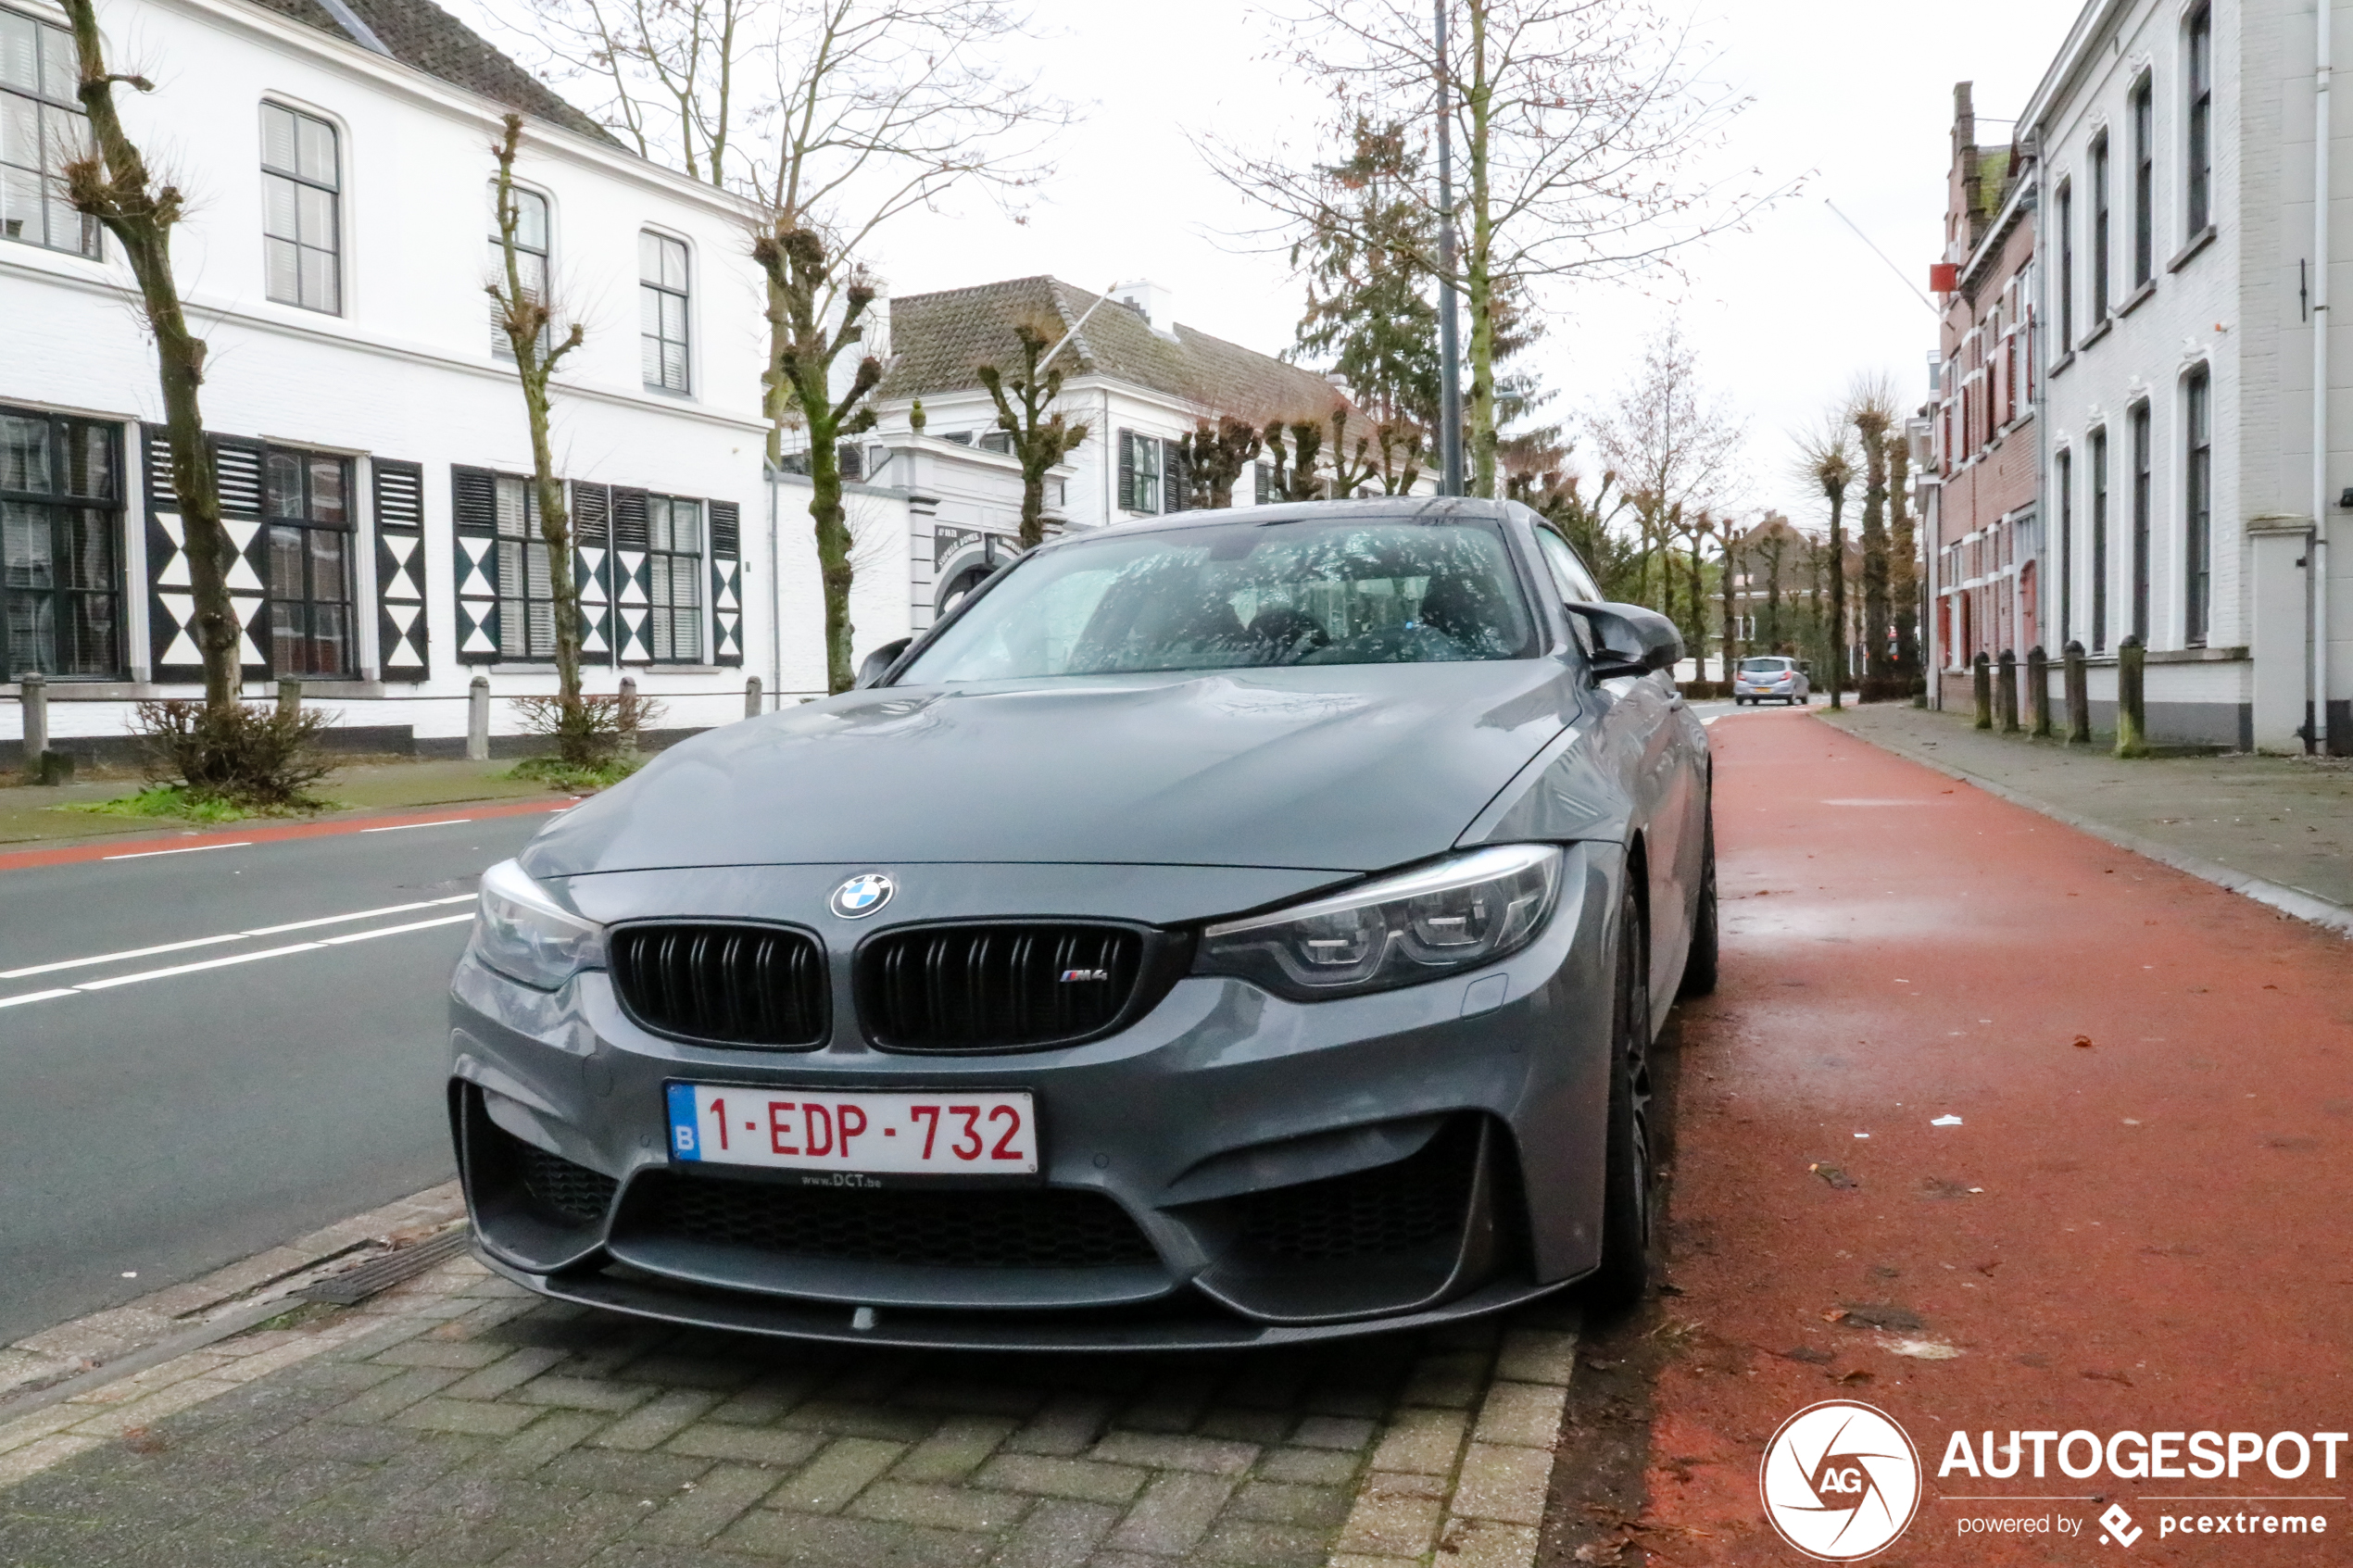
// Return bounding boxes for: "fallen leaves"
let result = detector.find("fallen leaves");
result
[2073,1035,2095,1048]
[1809,1163,1857,1189]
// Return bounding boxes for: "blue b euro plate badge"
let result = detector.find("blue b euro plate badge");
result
[666,1083,700,1160]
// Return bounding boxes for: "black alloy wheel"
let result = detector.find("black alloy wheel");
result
[1589,881,1655,1308]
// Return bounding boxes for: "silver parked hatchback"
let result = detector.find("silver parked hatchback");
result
[447,499,1716,1349]
[1732,656,1809,705]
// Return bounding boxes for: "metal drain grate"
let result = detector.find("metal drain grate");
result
[297,1226,472,1306]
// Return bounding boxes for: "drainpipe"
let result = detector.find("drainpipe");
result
[2315,0,2336,752]
[768,465,782,709]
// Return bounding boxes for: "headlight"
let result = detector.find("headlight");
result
[1194,844,1562,1000]
[470,859,605,990]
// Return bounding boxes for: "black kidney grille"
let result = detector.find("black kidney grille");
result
[860,924,1144,1050]
[519,1143,619,1226]
[610,923,826,1046]
[636,1173,1159,1269]
[1231,1119,1478,1263]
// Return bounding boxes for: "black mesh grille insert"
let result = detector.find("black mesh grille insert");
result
[610,923,827,1047]
[1231,1119,1479,1263]
[520,1143,620,1225]
[858,923,1144,1051]
[633,1173,1160,1269]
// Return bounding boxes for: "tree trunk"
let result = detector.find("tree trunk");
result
[1686,531,1705,680]
[1463,0,1498,498]
[1859,433,1891,680]
[1888,435,1919,677]
[1826,495,1848,709]
[808,434,854,691]
[59,0,240,709]
[490,116,585,742]
[1719,531,1738,675]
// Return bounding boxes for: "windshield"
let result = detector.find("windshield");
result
[1739,658,1790,673]
[898,518,1540,683]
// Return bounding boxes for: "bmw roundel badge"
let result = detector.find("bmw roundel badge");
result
[829,872,895,919]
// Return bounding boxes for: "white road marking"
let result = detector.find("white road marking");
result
[5,896,475,978]
[360,819,473,834]
[101,842,253,861]
[321,912,474,944]
[0,909,480,1010]
[244,896,474,939]
[77,942,329,990]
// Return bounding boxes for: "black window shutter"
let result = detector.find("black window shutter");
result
[212,438,265,519]
[612,487,649,550]
[373,458,429,682]
[209,437,271,675]
[710,499,743,667]
[572,482,612,665]
[452,465,501,662]
[1116,430,1134,511]
[611,488,651,662]
[1164,440,1189,514]
[143,428,177,512]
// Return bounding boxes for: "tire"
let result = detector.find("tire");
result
[1679,802,1718,999]
[1589,882,1655,1310]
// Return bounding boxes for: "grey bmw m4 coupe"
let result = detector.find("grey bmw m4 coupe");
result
[449,497,1717,1349]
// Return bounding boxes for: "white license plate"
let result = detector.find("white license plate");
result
[665,1084,1039,1177]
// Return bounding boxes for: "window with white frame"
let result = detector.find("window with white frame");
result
[262,103,340,313]
[2186,6,2213,236]
[639,231,689,393]
[1117,430,1163,513]
[493,475,556,660]
[0,6,98,257]
[645,495,702,660]
[490,183,548,358]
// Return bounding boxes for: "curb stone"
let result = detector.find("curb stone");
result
[0,1181,465,1411]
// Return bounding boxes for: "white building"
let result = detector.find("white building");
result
[850,275,1378,637]
[2024,0,2351,751]
[2,0,776,761]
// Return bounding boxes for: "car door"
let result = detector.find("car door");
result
[1527,527,1690,1010]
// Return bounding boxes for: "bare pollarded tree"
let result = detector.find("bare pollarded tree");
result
[976,313,1092,546]
[1212,0,1779,496]
[1794,415,1856,709]
[1587,322,1744,614]
[57,0,237,710]
[486,114,596,753]
[1848,373,1899,683]
[484,0,1074,694]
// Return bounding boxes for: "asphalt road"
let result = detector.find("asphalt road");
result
[0,811,552,1343]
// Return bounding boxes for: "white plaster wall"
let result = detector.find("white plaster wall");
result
[0,0,783,740]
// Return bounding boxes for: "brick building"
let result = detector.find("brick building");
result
[1927,82,2041,710]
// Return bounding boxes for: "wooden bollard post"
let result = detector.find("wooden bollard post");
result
[2064,640,2091,744]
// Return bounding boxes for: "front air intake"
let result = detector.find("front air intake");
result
[609,922,827,1047]
[857,922,1161,1052]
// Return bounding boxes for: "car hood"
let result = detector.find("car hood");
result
[522,662,1586,878]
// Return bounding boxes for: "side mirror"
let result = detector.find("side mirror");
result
[1566,602,1683,681]
[854,637,912,689]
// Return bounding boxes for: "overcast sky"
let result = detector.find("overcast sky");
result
[464,0,2082,531]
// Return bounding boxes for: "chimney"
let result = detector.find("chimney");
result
[1111,279,1175,335]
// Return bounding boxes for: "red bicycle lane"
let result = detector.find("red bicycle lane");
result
[1640,709,2353,1565]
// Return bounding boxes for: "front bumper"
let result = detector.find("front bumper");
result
[449,845,1622,1348]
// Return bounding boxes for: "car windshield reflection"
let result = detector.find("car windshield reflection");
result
[899,518,1539,684]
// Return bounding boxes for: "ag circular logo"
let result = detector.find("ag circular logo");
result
[1758,1400,1922,1562]
[829,872,895,920]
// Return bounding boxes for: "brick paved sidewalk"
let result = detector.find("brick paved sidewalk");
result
[0,1252,1579,1568]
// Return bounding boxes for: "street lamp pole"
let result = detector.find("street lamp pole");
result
[1434,0,1464,498]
